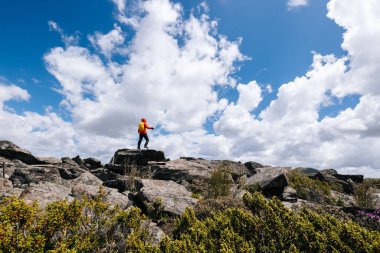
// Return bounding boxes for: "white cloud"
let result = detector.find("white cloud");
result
[112,0,126,13]
[48,20,79,46]
[265,84,273,93]
[212,0,380,177]
[0,83,30,109]
[287,0,309,9]
[88,24,125,59]
[44,0,244,137]
[237,81,262,111]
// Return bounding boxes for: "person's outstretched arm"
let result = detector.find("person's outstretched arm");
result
[145,123,154,130]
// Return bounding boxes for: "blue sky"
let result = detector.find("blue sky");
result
[1,0,380,177]
[1,0,345,115]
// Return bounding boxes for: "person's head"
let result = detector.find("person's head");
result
[141,118,146,122]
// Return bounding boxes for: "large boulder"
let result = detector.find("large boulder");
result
[83,157,103,170]
[61,157,79,167]
[318,169,363,184]
[313,172,356,194]
[243,167,289,197]
[109,149,166,167]
[102,178,134,192]
[334,174,364,184]
[244,161,264,175]
[19,182,73,208]
[151,159,248,188]
[10,165,63,188]
[71,184,133,209]
[63,172,103,187]
[135,179,198,216]
[0,141,43,165]
[58,166,84,180]
[0,157,28,179]
[93,170,121,182]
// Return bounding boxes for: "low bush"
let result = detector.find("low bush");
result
[287,170,335,204]
[0,192,155,253]
[205,162,232,199]
[355,181,377,209]
[1,191,380,252]
[364,178,380,190]
[164,192,380,252]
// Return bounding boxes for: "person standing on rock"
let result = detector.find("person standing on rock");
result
[138,118,154,150]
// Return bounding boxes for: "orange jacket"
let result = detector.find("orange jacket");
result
[138,118,153,134]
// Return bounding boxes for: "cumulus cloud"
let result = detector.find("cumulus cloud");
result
[44,0,245,138]
[213,0,380,176]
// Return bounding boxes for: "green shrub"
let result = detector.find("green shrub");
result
[287,170,335,204]
[0,194,156,253]
[242,183,262,194]
[164,192,380,252]
[355,181,376,209]
[364,178,380,190]
[2,191,380,252]
[205,162,232,199]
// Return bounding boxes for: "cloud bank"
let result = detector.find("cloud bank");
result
[1,0,380,177]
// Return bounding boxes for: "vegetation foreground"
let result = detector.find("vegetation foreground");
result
[1,192,379,253]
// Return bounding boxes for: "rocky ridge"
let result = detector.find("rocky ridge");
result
[0,140,373,242]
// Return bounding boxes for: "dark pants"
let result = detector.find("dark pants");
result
[138,134,149,149]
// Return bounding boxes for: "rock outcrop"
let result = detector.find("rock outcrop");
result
[243,167,290,197]
[135,179,198,216]
[0,141,44,165]
[19,182,73,208]
[151,158,248,192]
[0,140,370,246]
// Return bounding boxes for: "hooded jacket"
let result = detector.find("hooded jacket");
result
[138,118,153,134]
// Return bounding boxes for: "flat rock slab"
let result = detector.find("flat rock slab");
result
[109,149,166,166]
[62,172,103,187]
[72,183,133,209]
[37,157,62,164]
[244,167,289,190]
[0,140,43,165]
[135,179,198,216]
[10,165,63,188]
[19,182,73,208]
[151,159,248,183]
